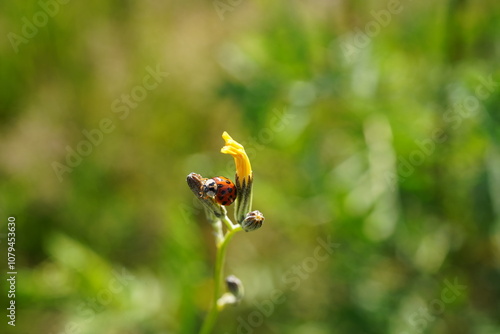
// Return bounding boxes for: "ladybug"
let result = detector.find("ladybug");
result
[201,176,237,206]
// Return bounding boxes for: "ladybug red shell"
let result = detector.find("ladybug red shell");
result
[201,176,237,206]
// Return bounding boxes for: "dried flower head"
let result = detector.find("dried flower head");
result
[186,172,226,218]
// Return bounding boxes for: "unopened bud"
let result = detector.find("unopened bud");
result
[225,275,244,300]
[241,210,264,232]
[218,275,244,308]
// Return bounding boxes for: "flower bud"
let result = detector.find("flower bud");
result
[217,275,244,307]
[225,275,244,300]
[241,210,264,232]
[234,175,253,224]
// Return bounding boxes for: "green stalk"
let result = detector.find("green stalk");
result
[200,217,242,334]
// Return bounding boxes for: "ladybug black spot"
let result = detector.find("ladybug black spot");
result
[220,189,227,195]
[225,180,231,184]
[217,184,223,188]
[227,188,233,193]
[218,195,224,201]
[222,201,228,205]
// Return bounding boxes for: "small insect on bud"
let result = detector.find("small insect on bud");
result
[202,178,218,198]
[241,210,264,232]
[201,176,237,206]
[186,173,226,218]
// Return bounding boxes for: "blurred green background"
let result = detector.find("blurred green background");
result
[1,0,500,333]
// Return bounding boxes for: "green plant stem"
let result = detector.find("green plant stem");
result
[200,219,242,334]
[221,214,238,231]
[212,219,223,245]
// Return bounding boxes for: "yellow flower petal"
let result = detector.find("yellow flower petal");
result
[221,131,252,182]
